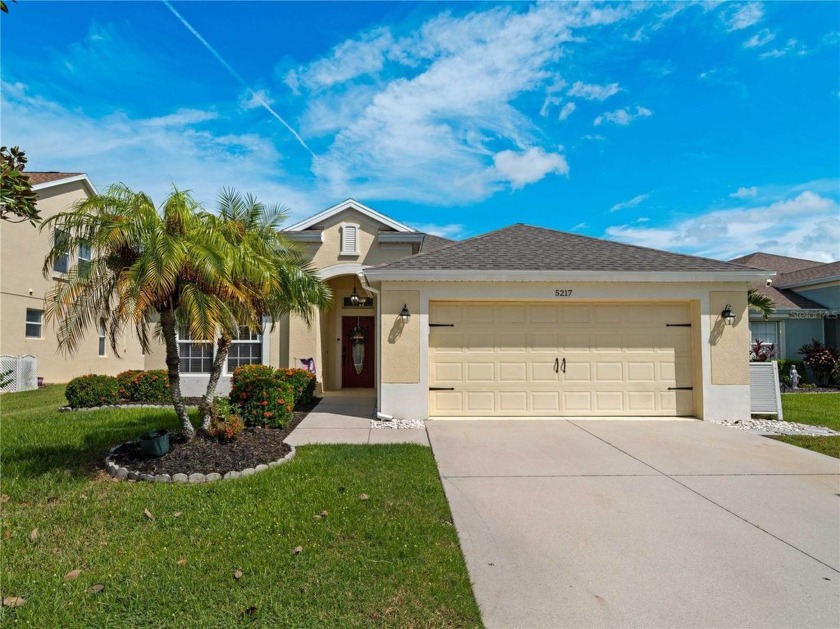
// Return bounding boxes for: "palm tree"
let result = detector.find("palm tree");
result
[748,288,775,320]
[41,184,241,438]
[197,189,331,429]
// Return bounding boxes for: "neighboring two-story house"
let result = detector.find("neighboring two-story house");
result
[730,252,840,358]
[0,173,145,385]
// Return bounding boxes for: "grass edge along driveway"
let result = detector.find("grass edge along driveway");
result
[1,386,481,628]
[769,392,840,458]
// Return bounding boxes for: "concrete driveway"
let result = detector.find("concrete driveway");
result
[427,419,840,628]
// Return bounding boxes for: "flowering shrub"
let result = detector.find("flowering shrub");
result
[798,339,839,386]
[65,374,119,408]
[230,365,295,428]
[206,397,245,441]
[117,369,171,403]
[277,368,317,406]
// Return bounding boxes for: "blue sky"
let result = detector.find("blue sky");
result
[2,1,839,261]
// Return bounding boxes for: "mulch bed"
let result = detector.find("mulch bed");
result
[781,387,840,394]
[109,398,319,476]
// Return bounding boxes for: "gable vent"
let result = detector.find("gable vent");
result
[341,224,359,255]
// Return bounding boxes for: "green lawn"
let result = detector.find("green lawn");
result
[770,392,840,458]
[0,386,481,628]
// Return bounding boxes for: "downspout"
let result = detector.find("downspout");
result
[358,271,390,419]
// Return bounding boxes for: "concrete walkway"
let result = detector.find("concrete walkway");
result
[286,395,429,446]
[427,419,840,628]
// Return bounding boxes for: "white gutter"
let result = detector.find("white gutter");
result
[363,269,774,283]
[358,271,383,417]
[31,174,98,196]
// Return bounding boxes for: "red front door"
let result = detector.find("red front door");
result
[342,316,375,388]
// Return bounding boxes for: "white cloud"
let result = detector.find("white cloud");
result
[409,222,466,239]
[558,101,576,121]
[744,28,775,48]
[594,106,652,126]
[491,147,569,190]
[760,38,809,59]
[292,2,633,203]
[1,81,323,220]
[605,189,840,262]
[582,133,606,141]
[567,81,621,101]
[571,222,587,231]
[724,2,764,32]
[239,88,274,111]
[730,186,758,198]
[286,28,395,91]
[610,193,650,212]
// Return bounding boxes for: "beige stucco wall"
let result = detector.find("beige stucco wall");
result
[0,180,145,383]
[381,289,420,384]
[300,208,415,270]
[709,291,749,385]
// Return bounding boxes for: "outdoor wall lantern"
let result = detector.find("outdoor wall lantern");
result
[349,286,360,306]
[400,304,411,323]
[721,304,736,326]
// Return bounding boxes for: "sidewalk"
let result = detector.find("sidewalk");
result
[286,395,429,446]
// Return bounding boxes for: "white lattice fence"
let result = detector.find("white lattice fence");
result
[0,355,38,393]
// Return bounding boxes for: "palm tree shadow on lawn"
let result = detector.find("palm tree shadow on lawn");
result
[9,410,191,479]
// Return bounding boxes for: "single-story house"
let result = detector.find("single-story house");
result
[730,252,840,358]
[152,199,769,422]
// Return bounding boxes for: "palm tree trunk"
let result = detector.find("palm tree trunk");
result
[160,306,194,439]
[201,334,232,430]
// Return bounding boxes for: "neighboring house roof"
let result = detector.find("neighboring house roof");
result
[419,234,455,253]
[729,251,824,273]
[368,224,760,276]
[751,285,827,311]
[26,171,98,195]
[774,261,840,288]
[286,198,415,233]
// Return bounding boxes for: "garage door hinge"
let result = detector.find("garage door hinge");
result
[668,386,694,390]
[429,323,455,327]
[429,387,455,391]
[666,323,692,327]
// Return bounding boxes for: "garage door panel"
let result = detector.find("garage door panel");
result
[498,362,527,382]
[466,362,495,382]
[429,302,694,417]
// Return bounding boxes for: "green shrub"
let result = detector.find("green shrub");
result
[116,370,143,400]
[229,365,295,428]
[118,370,171,403]
[65,374,119,408]
[776,359,808,387]
[277,368,317,406]
[206,397,244,441]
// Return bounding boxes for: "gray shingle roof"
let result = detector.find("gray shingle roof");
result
[775,261,840,287]
[752,285,827,310]
[26,171,84,185]
[371,224,753,273]
[729,252,825,273]
[419,234,455,253]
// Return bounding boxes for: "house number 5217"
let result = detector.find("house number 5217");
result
[554,289,573,297]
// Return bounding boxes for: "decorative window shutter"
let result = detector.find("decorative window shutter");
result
[341,224,359,255]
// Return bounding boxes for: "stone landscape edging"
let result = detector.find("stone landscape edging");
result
[60,403,199,412]
[105,442,296,483]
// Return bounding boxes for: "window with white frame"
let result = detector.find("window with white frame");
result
[750,320,780,350]
[98,321,107,357]
[78,241,92,276]
[25,309,43,338]
[177,327,214,374]
[226,326,262,372]
[54,229,70,274]
[340,223,359,255]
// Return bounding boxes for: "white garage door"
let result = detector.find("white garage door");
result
[429,302,694,417]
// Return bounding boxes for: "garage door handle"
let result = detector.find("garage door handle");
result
[554,358,559,373]
[429,387,455,391]
[668,386,693,390]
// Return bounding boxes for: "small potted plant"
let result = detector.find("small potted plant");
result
[138,429,170,457]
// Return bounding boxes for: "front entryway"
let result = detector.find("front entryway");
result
[342,316,375,388]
